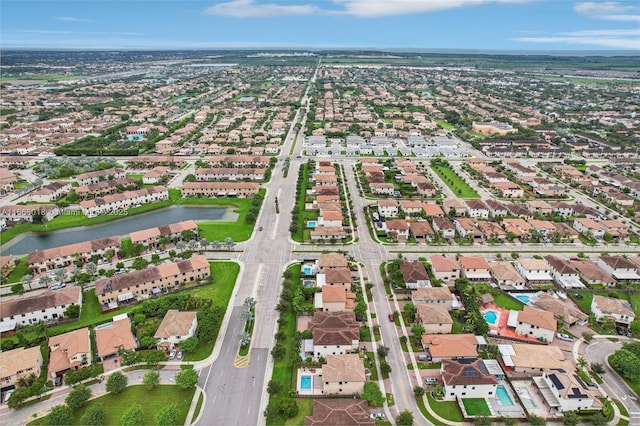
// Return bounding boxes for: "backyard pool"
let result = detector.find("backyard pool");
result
[496,385,514,406]
[302,279,316,287]
[516,295,530,304]
[483,310,499,325]
[307,221,317,228]
[300,375,312,391]
[303,266,313,275]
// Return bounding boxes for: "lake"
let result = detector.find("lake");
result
[1,206,236,256]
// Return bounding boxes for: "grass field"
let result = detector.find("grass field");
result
[5,256,29,284]
[29,385,195,425]
[476,284,525,311]
[430,164,480,199]
[435,120,455,131]
[462,398,491,416]
[574,290,633,315]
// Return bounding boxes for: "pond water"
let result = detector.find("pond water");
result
[1,206,234,256]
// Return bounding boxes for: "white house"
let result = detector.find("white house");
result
[597,255,640,282]
[534,370,602,413]
[0,287,82,328]
[591,295,635,326]
[377,199,399,218]
[442,358,498,401]
[509,306,556,342]
[321,354,366,396]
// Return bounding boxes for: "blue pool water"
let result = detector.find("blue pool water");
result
[300,375,312,391]
[303,267,312,275]
[483,310,498,325]
[496,385,514,406]
[307,221,317,228]
[516,295,530,304]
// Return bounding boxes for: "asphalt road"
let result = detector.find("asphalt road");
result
[584,338,640,423]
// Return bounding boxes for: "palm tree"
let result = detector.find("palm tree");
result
[199,238,209,251]
[38,274,52,288]
[176,241,186,252]
[577,357,588,370]
[223,237,235,251]
[187,240,198,251]
[211,240,222,251]
[237,331,251,347]
[53,268,67,283]
[20,274,33,286]
[244,297,256,310]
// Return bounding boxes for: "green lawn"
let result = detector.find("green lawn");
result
[5,256,29,284]
[426,393,464,422]
[29,385,194,425]
[285,398,313,425]
[462,398,491,416]
[474,284,525,311]
[630,293,640,317]
[430,164,480,199]
[435,120,455,131]
[574,290,634,315]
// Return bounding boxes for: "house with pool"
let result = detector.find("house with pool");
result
[297,354,367,396]
[441,358,498,401]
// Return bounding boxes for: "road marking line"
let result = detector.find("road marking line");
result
[234,354,251,368]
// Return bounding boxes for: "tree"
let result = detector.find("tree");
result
[11,283,24,294]
[590,362,605,375]
[562,411,581,426]
[64,304,80,319]
[65,384,91,409]
[175,368,198,389]
[361,382,385,407]
[211,240,222,251]
[380,361,392,376]
[81,404,107,426]
[20,273,33,286]
[277,398,298,418]
[131,257,149,270]
[6,386,30,409]
[414,386,425,397]
[106,372,128,394]
[121,403,144,426]
[474,416,492,425]
[377,345,389,358]
[199,238,209,250]
[223,237,235,251]
[47,404,73,426]
[39,274,52,287]
[610,349,640,381]
[143,371,160,391]
[180,336,199,353]
[411,325,425,340]
[267,380,282,395]
[155,403,180,426]
[581,331,594,343]
[151,253,161,264]
[404,303,416,322]
[396,410,414,426]
[577,357,588,370]
[527,414,547,425]
[85,262,97,276]
[53,268,67,283]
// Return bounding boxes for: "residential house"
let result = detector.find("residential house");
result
[385,219,409,242]
[370,182,394,196]
[416,304,453,334]
[317,286,356,313]
[304,400,374,426]
[399,200,423,217]
[454,218,482,240]
[317,253,348,271]
[409,221,435,241]
[515,258,553,286]
[597,255,640,282]
[309,312,359,360]
[0,287,82,328]
[526,200,553,215]
[154,310,198,351]
[377,199,398,218]
[489,261,526,290]
[195,167,266,181]
[591,295,635,326]
[477,221,507,241]
[142,166,170,184]
[458,256,492,282]
[544,255,584,289]
[571,260,616,287]
[75,168,126,186]
[399,261,431,289]
[27,236,121,274]
[48,328,91,381]
[465,200,489,219]
[432,217,456,239]
[181,182,260,198]
[310,226,348,241]
[485,199,508,218]
[499,344,573,375]
[429,255,461,285]
[129,220,198,247]
[443,199,467,217]
[412,287,455,310]
[573,218,605,240]
[510,306,557,342]
[80,186,169,218]
[534,294,588,327]
[442,358,498,401]
[421,334,479,362]
[94,256,210,308]
[421,203,445,217]
[29,181,71,203]
[321,354,366,395]
[535,370,602,413]
[0,347,43,389]
[320,268,353,290]
[492,181,524,198]
[94,314,137,361]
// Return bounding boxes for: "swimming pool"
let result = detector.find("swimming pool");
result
[496,385,514,406]
[483,310,498,325]
[307,221,317,228]
[516,295,530,304]
[300,375,312,391]
[303,266,312,275]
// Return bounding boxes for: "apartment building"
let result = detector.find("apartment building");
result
[27,236,121,274]
[181,181,260,198]
[80,186,169,218]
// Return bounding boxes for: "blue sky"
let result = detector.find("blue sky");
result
[1,0,639,50]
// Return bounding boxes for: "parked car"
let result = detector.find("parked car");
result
[616,327,625,336]
[574,293,584,300]
[177,351,184,360]
[169,349,177,360]
[556,333,573,342]
[425,377,437,384]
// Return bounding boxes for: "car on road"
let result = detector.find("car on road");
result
[258,226,263,231]
[169,349,177,360]
[556,333,573,342]
[388,314,395,322]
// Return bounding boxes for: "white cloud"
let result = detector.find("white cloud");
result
[15,30,144,36]
[204,0,534,18]
[574,2,640,21]
[203,0,320,17]
[55,16,86,22]
[333,0,532,18]
[515,27,640,49]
